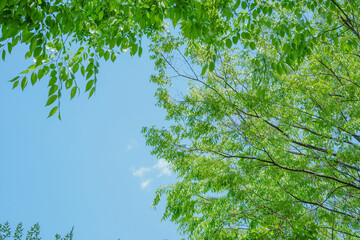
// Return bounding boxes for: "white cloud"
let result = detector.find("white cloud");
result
[131,159,171,189]
[153,158,171,177]
[126,140,138,151]
[141,179,152,189]
[132,167,151,177]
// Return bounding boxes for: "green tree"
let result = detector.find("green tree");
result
[142,0,360,239]
[2,0,360,239]
[0,222,73,240]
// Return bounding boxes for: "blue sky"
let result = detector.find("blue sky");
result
[0,43,182,240]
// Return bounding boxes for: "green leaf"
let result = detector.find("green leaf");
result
[109,38,116,49]
[49,77,57,86]
[47,106,58,118]
[30,36,38,52]
[9,76,20,82]
[28,65,36,70]
[21,77,28,91]
[73,63,79,73]
[138,46,143,57]
[7,42,12,53]
[48,85,58,96]
[25,51,32,59]
[68,58,75,66]
[241,1,247,9]
[85,80,94,92]
[31,72,37,85]
[276,63,283,75]
[65,79,73,89]
[12,80,19,89]
[111,52,116,62]
[2,50,5,61]
[12,36,20,47]
[38,69,44,80]
[233,0,240,10]
[70,87,76,100]
[99,11,104,20]
[86,70,93,80]
[116,36,122,47]
[89,87,95,98]
[22,29,33,43]
[225,38,232,48]
[34,46,42,58]
[104,51,110,61]
[241,32,251,40]
[130,44,138,56]
[81,65,85,76]
[201,65,208,75]
[35,57,43,67]
[209,62,215,72]
[51,69,57,77]
[172,14,180,28]
[55,42,62,51]
[45,95,58,106]
[0,0,7,11]
[232,36,239,44]
[249,41,256,50]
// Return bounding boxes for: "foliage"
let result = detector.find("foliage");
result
[2,0,332,117]
[143,0,360,239]
[2,0,360,239]
[0,222,73,240]
[0,0,236,118]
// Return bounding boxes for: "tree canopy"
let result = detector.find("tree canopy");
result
[1,0,236,118]
[143,0,360,239]
[2,0,360,239]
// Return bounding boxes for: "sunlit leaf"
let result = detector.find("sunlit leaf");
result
[21,77,28,90]
[45,95,57,106]
[85,80,94,91]
[31,72,37,85]
[70,87,77,100]
[47,106,58,118]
